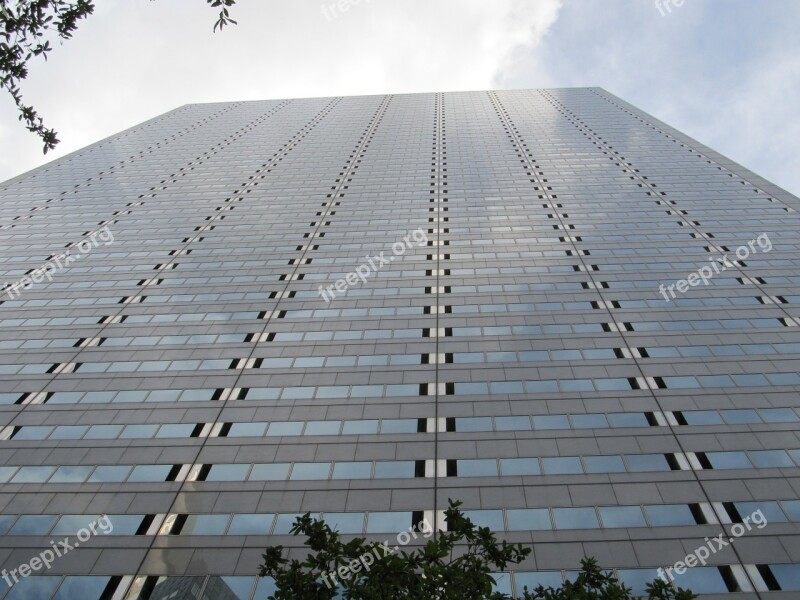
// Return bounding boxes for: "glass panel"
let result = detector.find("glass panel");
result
[532,415,569,430]
[50,465,93,483]
[771,564,800,591]
[599,506,647,528]
[51,514,101,535]
[644,504,696,526]
[181,514,230,535]
[304,420,341,435]
[380,419,418,434]
[457,459,498,477]
[331,462,372,479]
[669,567,728,594]
[515,572,564,594]
[625,454,670,472]
[342,420,379,435]
[290,463,331,480]
[500,458,540,476]
[541,457,583,475]
[228,514,274,536]
[321,512,365,534]
[374,461,416,479]
[552,507,599,529]
[494,416,531,431]
[249,464,291,481]
[8,514,58,535]
[616,569,662,596]
[140,576,204,599]
[366,512,412,533]
[732,501,787,523]
[52,576,112,600]
[11,466,56,483]
[4,576,61,600]
[205,576,254,600]
[266,422,304,436]
[583,456,625,474]
[462,510,504,531]
[128,464,172,482]
[87,465,132,482]
[206,464,250,482]
[706,451,752,470]
[506,509,551,531]
[749,450,794,468]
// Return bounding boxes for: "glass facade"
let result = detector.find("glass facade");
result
[0,89,798,597]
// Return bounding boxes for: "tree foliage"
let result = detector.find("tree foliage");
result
[259,499,696,600]
[0,0,236,153]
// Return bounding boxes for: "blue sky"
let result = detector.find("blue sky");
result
[1,0,797,196]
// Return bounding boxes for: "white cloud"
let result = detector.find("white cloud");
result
[0,0,562,182]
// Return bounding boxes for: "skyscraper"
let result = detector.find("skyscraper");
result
[0,88,798,599]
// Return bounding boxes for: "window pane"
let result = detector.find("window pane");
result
[706,451,752,470]
[144,577,204,600]
[53,576,112,600]
[228,514,274,536]
[290,463,331,480]
[11,466,56,483]
[206,464,250,481]
[515,572,564,593]
[380,419,418,434]
[506,509,551,531]
[342,420,379,435]
[322,512,365,534]
[599,506,647,528]
[267,422,304,436]
[366,512,411,533]
[733,501,787,523]
[8,515,58,535]
[644,504,696,526]
[463,510,504,530]
[749,450,794,468]
[304,421,341,435]
[553,507,599,529]
[458,459,498,477]
[51,515,101,535]
[4,576,61,600]
[206,576,255,600]
[181,514,230,535]
[332,462,372,479]
[500,458,540,476]
[228,422,267,437]
[87,465,132,482]
[542,457,583,475]
[374,461,416,479]
[494,416,531,431]
[770,564,800,591]
[583,456,625,474]
[670,567,728,593]
[533,415,569,430]
[50,465,93,483]
[625,454,670,472]
[249,464,290,481]
[128,465,172,482]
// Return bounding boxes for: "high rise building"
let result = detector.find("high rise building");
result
[0,88,798,599]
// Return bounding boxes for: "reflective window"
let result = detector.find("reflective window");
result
[52,576,112,600]
[644,504,696,526]
[506,509,551,531]
[366,512,412,533]
[553,507,599,529]
[599,506,647,528]
[228,514,274,536]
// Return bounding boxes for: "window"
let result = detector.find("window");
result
[542,457,583,475]
[644,504,696,526]
[553,507,599,529]
[584,456,625,474]
[599,506,647,528]
[366,512,412,533]
[500,458,540,476]
[506,509,551,531]
[228,514,274,536]
[290,463,332,480]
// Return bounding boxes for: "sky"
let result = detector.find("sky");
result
[1,0,798,196]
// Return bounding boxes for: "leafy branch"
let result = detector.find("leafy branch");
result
[0,0,236,154]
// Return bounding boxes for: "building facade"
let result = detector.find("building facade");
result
[0,88,798,599]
